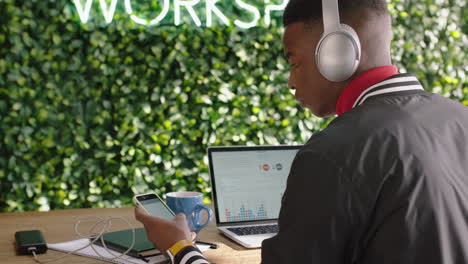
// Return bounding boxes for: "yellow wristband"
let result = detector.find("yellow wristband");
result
[168,240,194,257]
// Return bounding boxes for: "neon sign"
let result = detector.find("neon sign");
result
[72,0,288,28]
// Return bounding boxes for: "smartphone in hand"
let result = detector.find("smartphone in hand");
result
[133,192,175,220]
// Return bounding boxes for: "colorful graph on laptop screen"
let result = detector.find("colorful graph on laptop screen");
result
[210,147,299,223]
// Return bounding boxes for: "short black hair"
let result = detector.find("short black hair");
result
[283,0,388,26]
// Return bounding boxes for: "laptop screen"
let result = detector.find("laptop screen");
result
[208,145,301,224]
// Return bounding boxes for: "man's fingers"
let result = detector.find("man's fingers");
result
[174,213,189,226]
[134,206,148,223]
[175,213,187,222]
[136,207,173,228]
[174,213,191,238]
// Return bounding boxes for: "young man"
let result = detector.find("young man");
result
[135,0,468,263]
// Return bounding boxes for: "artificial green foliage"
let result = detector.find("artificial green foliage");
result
[0,0,466,212]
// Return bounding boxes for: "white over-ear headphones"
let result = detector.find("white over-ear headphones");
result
[315,0,361,82]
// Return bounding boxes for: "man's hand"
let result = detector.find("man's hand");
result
[134,207,192,252]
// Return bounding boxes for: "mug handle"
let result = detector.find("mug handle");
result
[191,204,213,233]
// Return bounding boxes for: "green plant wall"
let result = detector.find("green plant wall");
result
[0,0,466,212]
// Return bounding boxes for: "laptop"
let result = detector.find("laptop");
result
[207,145,302,248]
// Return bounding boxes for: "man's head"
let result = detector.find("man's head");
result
[283,0,392,117]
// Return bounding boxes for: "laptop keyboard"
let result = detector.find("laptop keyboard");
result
[227,225,278,236]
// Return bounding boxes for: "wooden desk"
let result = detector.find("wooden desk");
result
[0,207,261,263]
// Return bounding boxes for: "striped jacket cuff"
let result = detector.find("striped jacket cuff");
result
[174,246,209,264]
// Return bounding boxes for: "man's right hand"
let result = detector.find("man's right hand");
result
[134,206,192,253]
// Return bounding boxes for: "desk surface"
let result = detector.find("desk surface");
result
[0,207,261,264]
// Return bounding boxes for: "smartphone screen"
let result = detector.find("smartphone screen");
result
[136,194,174,220]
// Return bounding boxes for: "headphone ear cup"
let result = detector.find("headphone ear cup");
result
[315,24,361,82]
[339,24,360,44]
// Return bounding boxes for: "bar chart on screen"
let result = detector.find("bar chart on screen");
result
[219,194,283,223]
[224,202,268,222]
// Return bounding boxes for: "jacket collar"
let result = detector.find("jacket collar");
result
[353,73,424,108]
[336,66,424,115]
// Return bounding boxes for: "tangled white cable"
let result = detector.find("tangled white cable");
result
[30,216,144,264]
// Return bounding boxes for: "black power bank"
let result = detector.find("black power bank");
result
[15,230,48,255]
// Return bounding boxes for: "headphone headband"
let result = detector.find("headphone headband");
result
[322,0,340,33]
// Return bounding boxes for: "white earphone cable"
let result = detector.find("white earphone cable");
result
[30,216,144,264]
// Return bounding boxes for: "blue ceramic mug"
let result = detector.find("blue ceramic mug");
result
[166,192,213,234]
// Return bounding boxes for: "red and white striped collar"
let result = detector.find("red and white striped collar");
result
[335,66,424,115]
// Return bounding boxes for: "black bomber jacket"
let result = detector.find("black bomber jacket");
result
[262,73,468,264]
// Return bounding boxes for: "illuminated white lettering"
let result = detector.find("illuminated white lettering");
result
[264,0,288,26]
[234,0,260,29]
[124,0,170,25]
[206,0,230,27]
[73,0,119,24]
[72,0,282,28]
[99,0,119,24]
[73,0,93,23]
[174,0,202,26]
